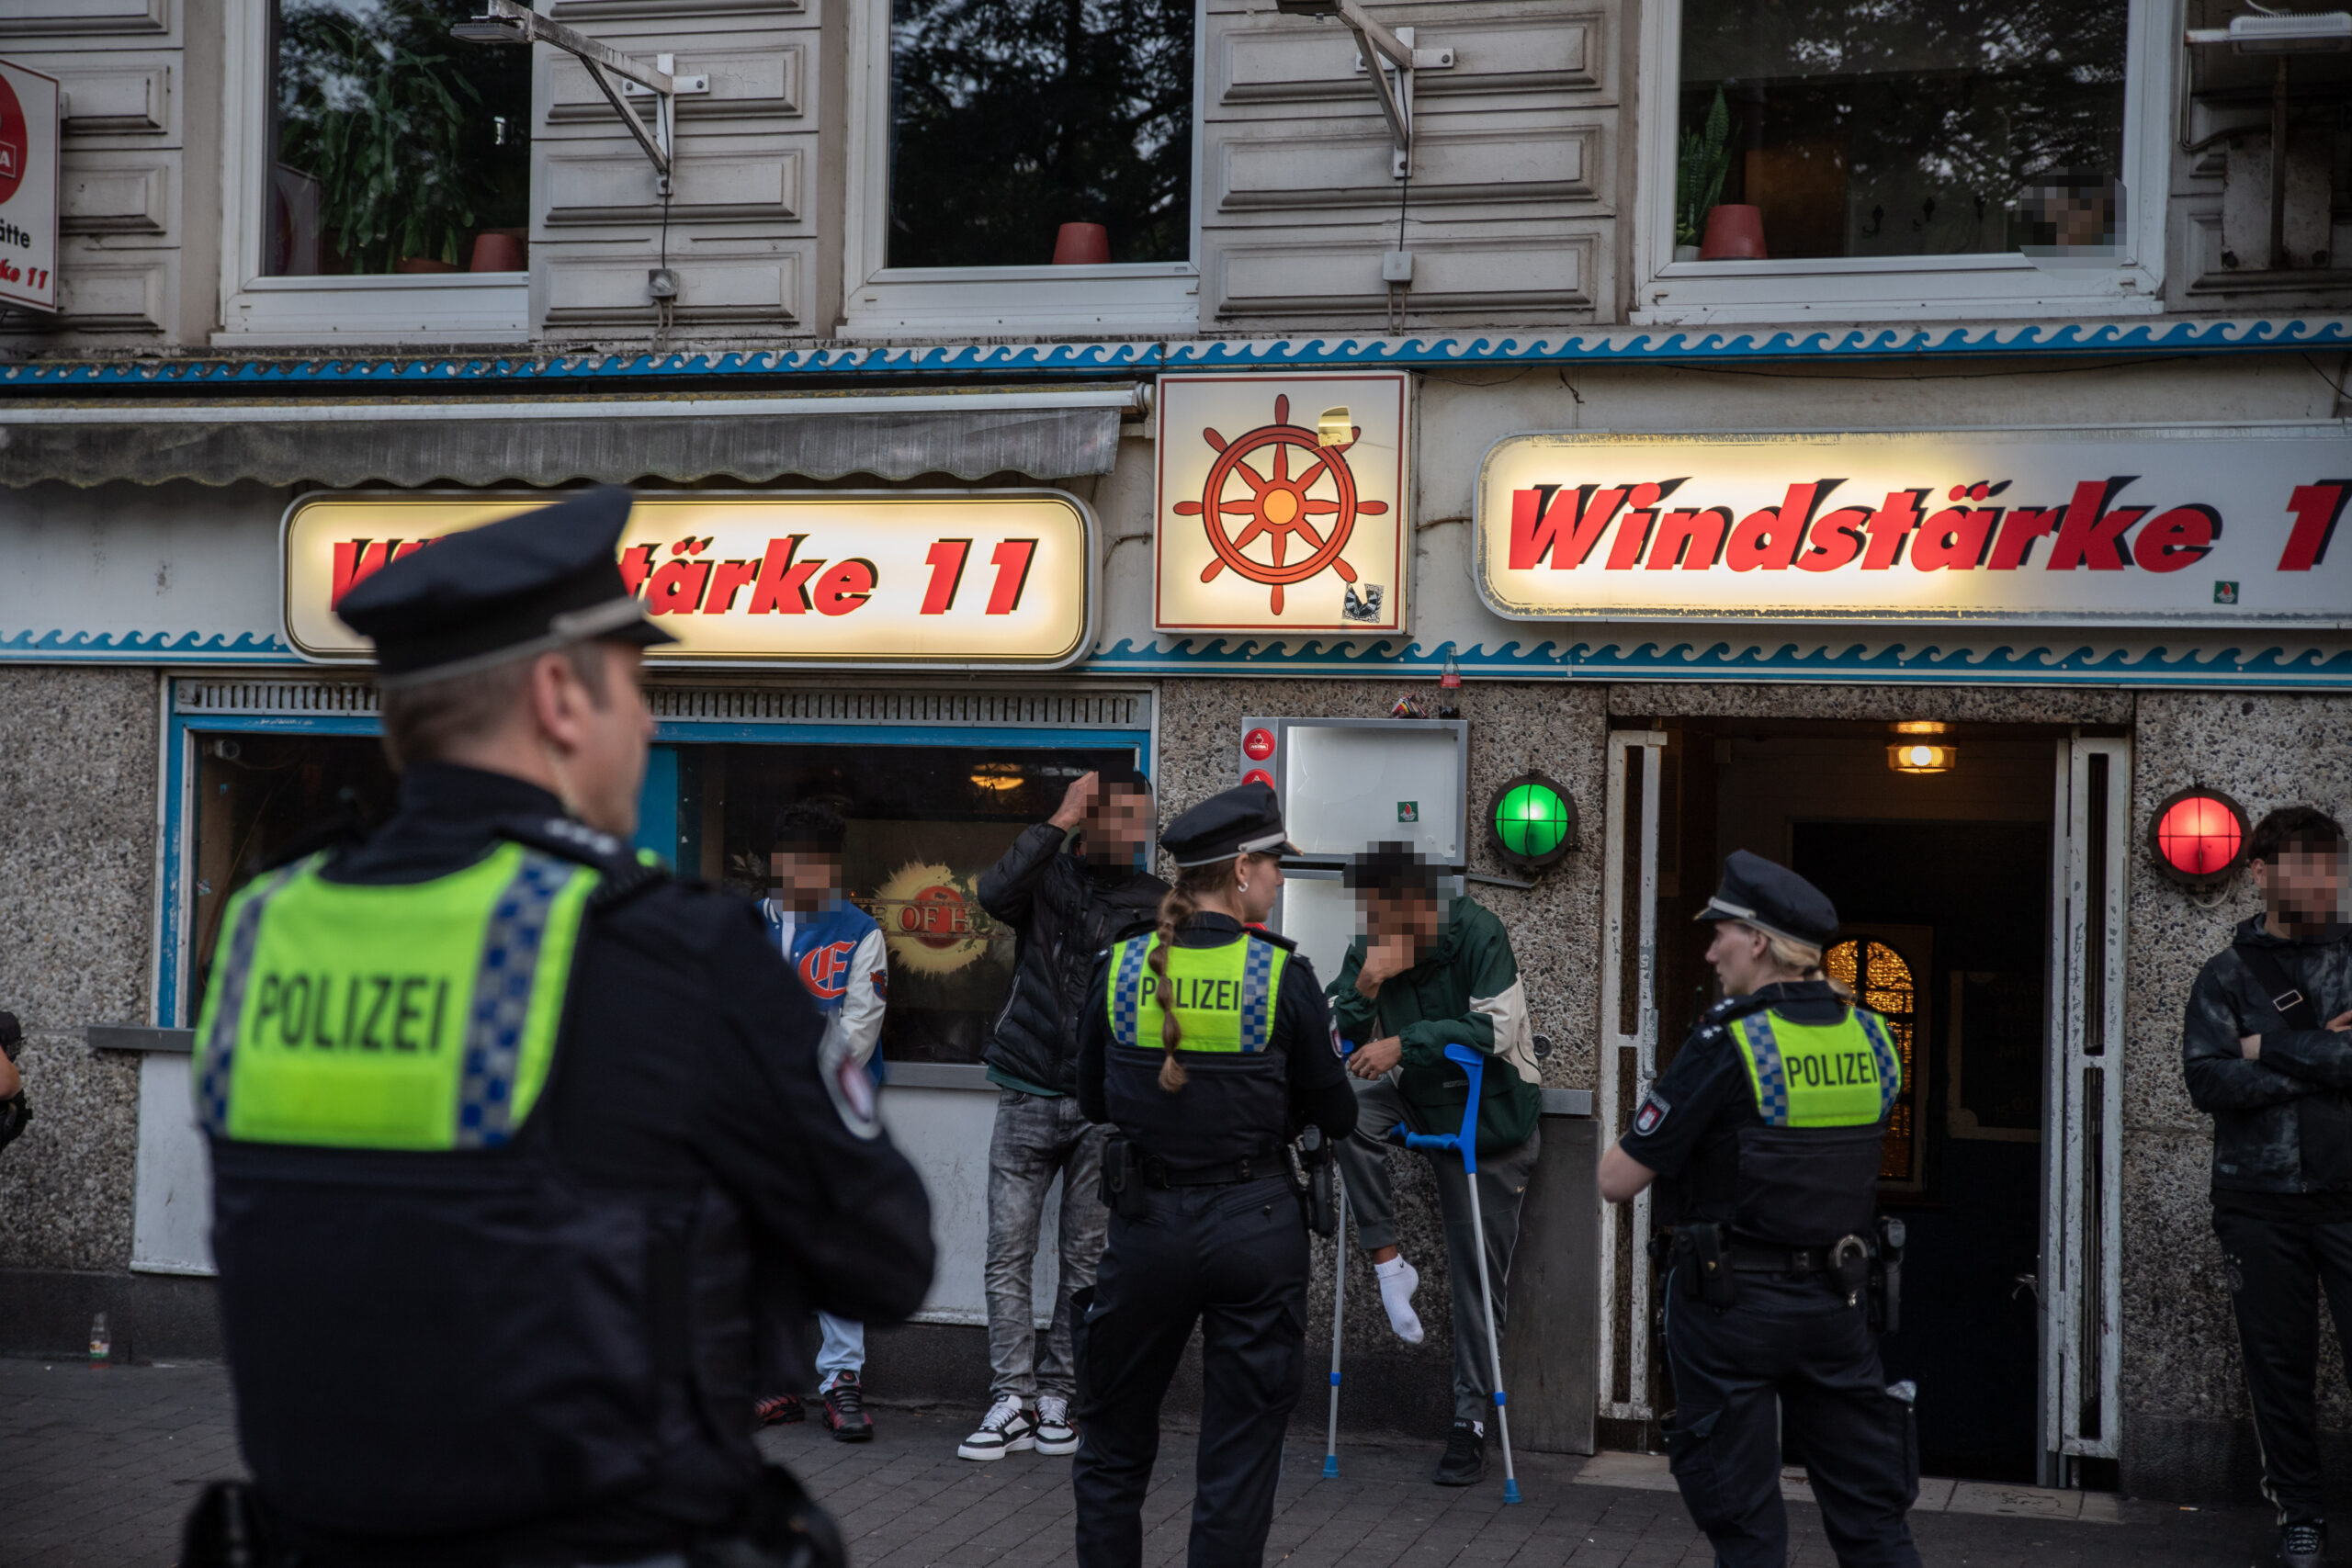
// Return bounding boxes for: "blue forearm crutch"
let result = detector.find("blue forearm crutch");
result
[1326,1038,1353,1479]
[1392,1043,1522,1505]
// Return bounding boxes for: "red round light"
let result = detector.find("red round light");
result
[1243,768,1274,788]
[2156,793,2244,876]
[1243,728,1276,761]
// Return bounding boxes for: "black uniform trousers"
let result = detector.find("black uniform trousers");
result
[1072,1176,1309,1568]
[2212,1209,2352,1527]
[1663,1268,1921,1568]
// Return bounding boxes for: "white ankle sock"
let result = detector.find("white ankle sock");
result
[1374,1255,1425,1344]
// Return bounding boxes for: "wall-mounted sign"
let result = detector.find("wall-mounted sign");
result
[284,490,1095,670]
[1155,373,1408,635]
[0,60,62,313]
[1476,426,2352,626]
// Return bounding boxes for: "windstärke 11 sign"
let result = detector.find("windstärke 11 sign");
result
[0,59,59,314]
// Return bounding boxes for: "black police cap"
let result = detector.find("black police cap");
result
[1161,782,1297,868]
[334,485,675,686]
[1695,849,1839,949]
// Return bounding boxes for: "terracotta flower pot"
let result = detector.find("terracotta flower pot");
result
[1052,222,1110,265]
[395,255,459,274]
[469,231,527,273]
[1697,203,1767,261]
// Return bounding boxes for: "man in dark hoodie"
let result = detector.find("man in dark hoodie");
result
[959,768,1169,1462]
[2183,806,2352,1568]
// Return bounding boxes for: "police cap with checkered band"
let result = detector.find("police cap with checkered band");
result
[1160,782,1298,867]
[1694,849,1840,949]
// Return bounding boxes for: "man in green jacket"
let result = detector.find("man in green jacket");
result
[1329,843,1544,1487]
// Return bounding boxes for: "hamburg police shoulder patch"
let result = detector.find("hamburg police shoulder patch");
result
[1632,1094,1670,1136]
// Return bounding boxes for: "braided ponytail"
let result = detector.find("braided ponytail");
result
[1150,858,1244,1092]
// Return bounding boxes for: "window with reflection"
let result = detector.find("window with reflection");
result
[268,0,531,276]
[1826,935,1919,1183]
[888,0,1194,267]
[1676,1,2128,261]
[694,742,1143,1065]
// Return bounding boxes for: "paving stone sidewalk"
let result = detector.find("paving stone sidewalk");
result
[0,1358,2282,1567]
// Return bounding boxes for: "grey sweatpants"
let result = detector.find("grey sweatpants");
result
[1334,1071,1540,1425]
[985,1088,1110,1403]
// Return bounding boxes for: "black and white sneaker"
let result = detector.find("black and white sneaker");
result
[1034,1394,1080,1456]
[1433,1419,1487,1486]
[956,1394,1036,1461]
[2278,1522,2325,1568]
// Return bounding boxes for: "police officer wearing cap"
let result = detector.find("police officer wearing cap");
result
[1071,782,1358,1568]
[1600,850,1920,1568]
[183,487,935,1567]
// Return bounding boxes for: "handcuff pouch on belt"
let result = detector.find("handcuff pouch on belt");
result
[1869,1214,1905,1335]
[1666,1224,1740,1310]
[1101,1134,1147,1220]
[1288,1125,1337,1238]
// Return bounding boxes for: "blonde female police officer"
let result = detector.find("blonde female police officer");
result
[1600,851,1921,1568]
[1072,782,1357,1568]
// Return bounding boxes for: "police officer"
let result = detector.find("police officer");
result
[183,488,935,1566]
[1071,783,1358,1568]
[1600,851,1920,1568]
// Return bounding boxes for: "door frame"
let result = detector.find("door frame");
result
[1597,728,1667,1425]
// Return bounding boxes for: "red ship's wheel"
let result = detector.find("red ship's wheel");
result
[1171,394,1386,615]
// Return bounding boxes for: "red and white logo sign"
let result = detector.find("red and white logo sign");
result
[1243,769,1274,789]
[797,941,855,1000]
[0,60,61,314]
[1155,374,1408,634]
[1478,426,2352,627]
[1243,728,1276,761]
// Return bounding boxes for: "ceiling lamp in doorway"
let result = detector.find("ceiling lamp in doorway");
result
[1886,742,1956,775]
[2148,786,2251,890]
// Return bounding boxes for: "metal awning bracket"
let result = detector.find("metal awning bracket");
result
[1278,0,1454,178]
[455,0,711,195]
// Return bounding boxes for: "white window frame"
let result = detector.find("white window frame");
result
[1630,0,2175,325]
[215,0,531,347]
[840,0,1204,339]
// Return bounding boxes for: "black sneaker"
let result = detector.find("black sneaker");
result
[755,1393,804,1427]
[1434,1419,1487,1486]
[2279,1523,2325,1568]
[821,1371,874,1442]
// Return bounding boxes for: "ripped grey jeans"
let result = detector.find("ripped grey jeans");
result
[985,1088,1109,1403]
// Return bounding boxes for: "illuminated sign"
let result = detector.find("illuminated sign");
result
[1154,373,1409,634]
[1476,426,2352,626]
[283,490,1095,670]
[0,60,61,313]
[2148,787,2251,889]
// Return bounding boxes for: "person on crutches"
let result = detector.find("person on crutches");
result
[1327,843,1544,1488]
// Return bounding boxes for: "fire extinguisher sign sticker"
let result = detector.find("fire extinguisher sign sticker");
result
[0,60,60,313]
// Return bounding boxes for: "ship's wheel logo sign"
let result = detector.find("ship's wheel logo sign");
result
[1171,393,1388,615]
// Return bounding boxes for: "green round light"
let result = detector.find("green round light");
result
[1495,781,1570,859]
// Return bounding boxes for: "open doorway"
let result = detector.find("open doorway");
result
[1599,717,2126,1488]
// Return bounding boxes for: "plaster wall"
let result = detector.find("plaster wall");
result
[0,667,158,1273]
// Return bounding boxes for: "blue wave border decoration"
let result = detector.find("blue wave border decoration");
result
[0,629,291,660]
[7,317,2352,389]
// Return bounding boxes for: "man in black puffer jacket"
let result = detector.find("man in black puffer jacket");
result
[956,768,1168,1463]
[2183,806,2352,1568]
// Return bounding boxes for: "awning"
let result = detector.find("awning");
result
[0,388,1138,488]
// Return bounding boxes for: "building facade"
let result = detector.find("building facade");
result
[3,0,2350,1504]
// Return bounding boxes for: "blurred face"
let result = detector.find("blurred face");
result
[1706,919,1776,998]
[539,642,653,838]
[1232,852,1283,924]
[2254,845,2348,931]
[770,850,842,912]
[1082,785,1153,864]
[1362,887,1444,956]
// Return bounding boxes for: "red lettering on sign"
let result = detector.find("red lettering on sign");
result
[647,558,712,615]
[1510,484,1627,570]
[618,544,658,596]
[2132,505,2221,572]
[987,539,1039,615]
[1985,507,2061,570]
[331,540,396,605]
[1645,507,1731,570]
[747,536,823,614]
[1859,490,1926,571]
[1724,481,1837,572]
[2045,479,2148,571]
[922,539,971,615]
[1796,507,1870,573]
[1605,481,1684,570]
[704,558,760,614]
[815,558,877,616]
[1911,507,1999,570]
[2279,482,2351,571]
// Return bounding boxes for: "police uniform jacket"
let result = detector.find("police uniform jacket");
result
[204,763,935,1566]
[1620,979,1891,1248]
[1076,913,1358,1169]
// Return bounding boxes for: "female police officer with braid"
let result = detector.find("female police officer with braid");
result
[1070,781,1358,1568]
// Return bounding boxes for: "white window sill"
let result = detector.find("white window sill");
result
[214,273,532,347]
[842,263,1199,339]
[1633,255,2164,325]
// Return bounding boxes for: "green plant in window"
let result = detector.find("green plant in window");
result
[276,1,491,273]
[1675,87,1730,250]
